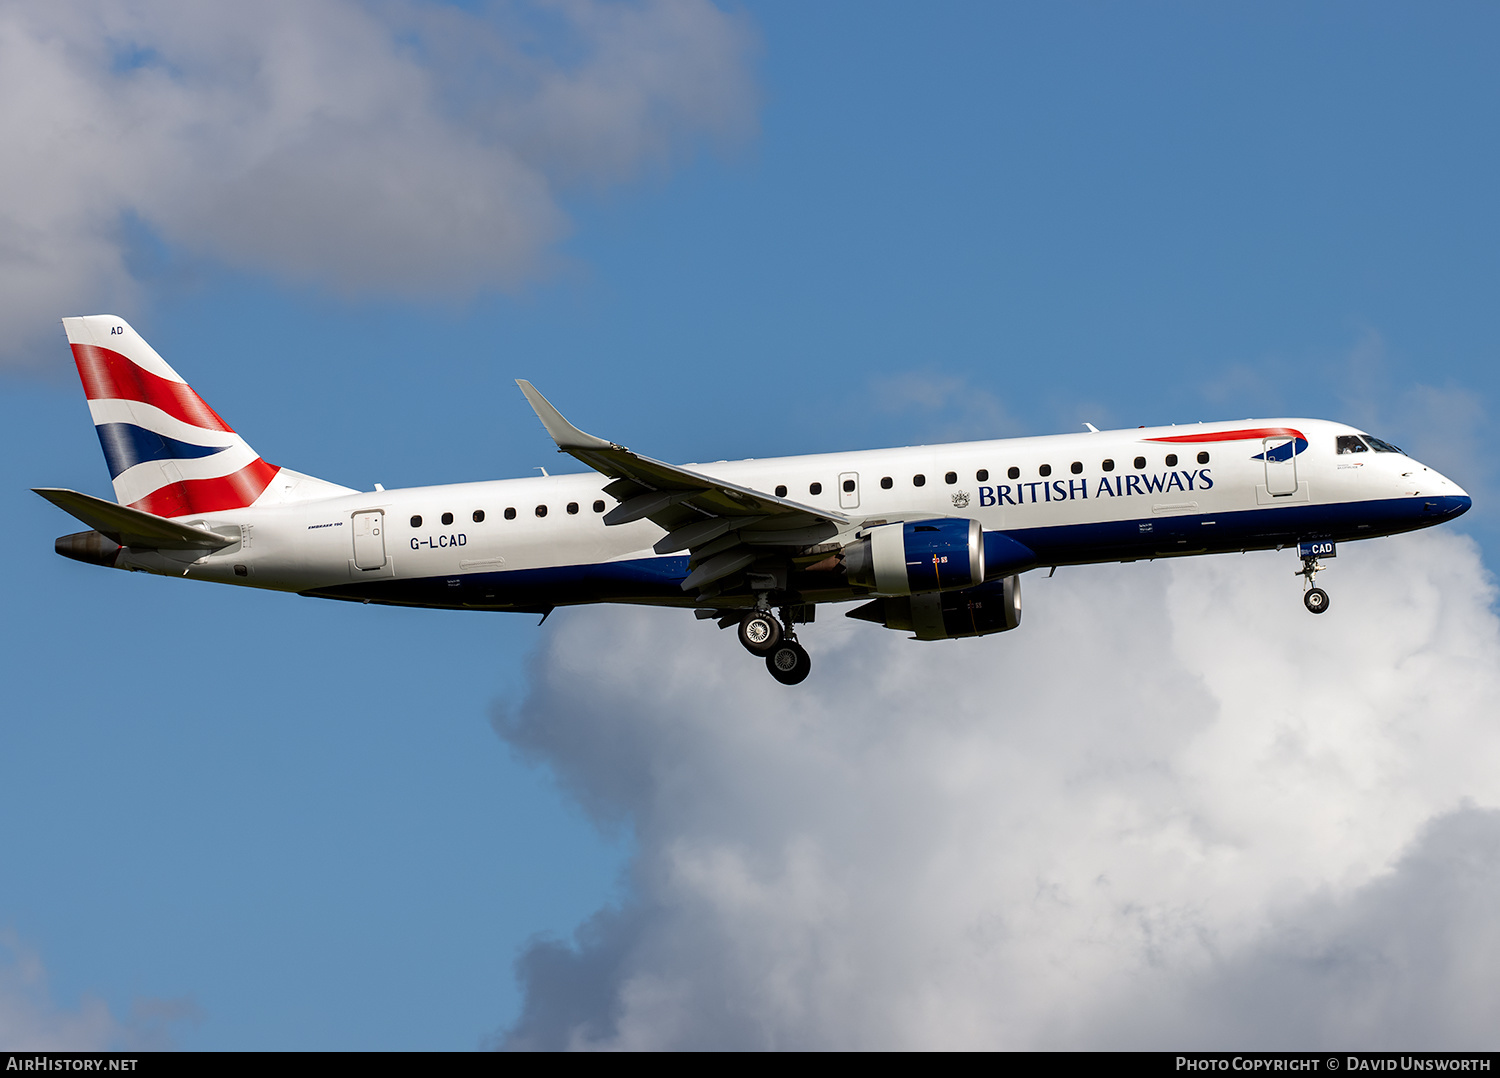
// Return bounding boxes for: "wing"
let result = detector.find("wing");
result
[517,381,855,595]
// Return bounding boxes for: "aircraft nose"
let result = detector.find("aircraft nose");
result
[1442,494,1472,519]
[1406,463,1471,519]
[1422,472,1470,519]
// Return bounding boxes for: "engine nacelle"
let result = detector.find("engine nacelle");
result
[842,518,984,596]
[847,575,1022,640]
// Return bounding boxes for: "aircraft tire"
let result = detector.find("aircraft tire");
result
[765,640,811,685]
[1304,587,1330,614]
[739,610,782,654]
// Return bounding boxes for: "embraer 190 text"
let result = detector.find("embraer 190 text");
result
[37,317,1472,684]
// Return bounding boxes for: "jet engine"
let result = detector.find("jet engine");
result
[841,518,984,595]
[846,575,1022,640]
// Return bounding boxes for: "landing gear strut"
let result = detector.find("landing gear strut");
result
[765,606,811,684]
[1296,555,1331,614]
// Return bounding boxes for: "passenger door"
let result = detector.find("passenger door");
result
[352,510,387,570]
[1263,437,1298,496]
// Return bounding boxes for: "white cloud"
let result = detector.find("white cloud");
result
[868,371,1023,442]
[494,528,1500,1048]
[0,0,757,364]
[0,932,197,1050]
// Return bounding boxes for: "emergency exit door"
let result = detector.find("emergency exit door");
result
[838,472,860,510]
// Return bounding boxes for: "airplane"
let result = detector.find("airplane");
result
[36,316,1472,685]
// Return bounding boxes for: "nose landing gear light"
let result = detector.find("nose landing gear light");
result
[1295,541,1335,615]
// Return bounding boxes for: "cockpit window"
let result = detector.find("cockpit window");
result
[1365,436,1404,454]
[1336,435,1368,454]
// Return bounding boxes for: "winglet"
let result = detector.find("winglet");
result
[516,380,616,451]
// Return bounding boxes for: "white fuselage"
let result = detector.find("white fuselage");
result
[111,417,1469,614]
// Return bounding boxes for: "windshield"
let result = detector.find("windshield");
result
[1363,435,1405,454]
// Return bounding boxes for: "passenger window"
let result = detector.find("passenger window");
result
[504,507,516,520]
[775,485,787,497]
[809,482,822,495]
[1102,459,1115,472]
[1197,451,1210,464]
[880,476,893,489]
[1337,435,1369,454]
[410,515,422,527]
[1070,461,1082,474]
[472,510,485,523]
[1007,467,1020,480]
[567,502,579,515]
[1133,456,1146,469]
[441,512,454,526]
[1165,454,1178,467]
[1039,464,1052,477]
[843,479,856,492]
[913,474,926,487]
[944,471,957,485]
[976,469,989,482]
[535,505,548,517]
[593,500,605,513]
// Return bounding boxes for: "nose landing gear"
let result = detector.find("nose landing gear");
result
[1296,554,1331,614]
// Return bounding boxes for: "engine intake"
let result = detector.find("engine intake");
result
[847,576,1022,640]
[842,518,984,595]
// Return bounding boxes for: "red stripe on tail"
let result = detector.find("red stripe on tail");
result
[72,344,234,433]
[128,459,280,517]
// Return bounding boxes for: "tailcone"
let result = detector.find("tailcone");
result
[56,530,122,567]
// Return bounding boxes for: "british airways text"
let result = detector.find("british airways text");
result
[978,469,1213,506]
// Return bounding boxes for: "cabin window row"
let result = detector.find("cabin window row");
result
[764,452,1212,498]
[409,500,607,528]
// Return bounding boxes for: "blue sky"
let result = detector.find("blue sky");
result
[2,1,1499,1050]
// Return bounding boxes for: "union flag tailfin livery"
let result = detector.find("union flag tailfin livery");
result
[38,316,1472,685]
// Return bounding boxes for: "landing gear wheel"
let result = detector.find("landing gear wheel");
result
[1304,587,1330,614]
[765,640,811,685]
[738,610,782,655]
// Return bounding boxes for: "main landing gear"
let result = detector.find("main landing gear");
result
[1296,554,1331,615]
[738,606,812,685]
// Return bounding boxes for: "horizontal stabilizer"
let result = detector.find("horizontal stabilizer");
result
[33,488,235,550]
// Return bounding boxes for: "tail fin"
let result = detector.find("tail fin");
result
[62,316,352,516]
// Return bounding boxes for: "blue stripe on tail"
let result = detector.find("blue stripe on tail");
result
[94,422,230,479]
